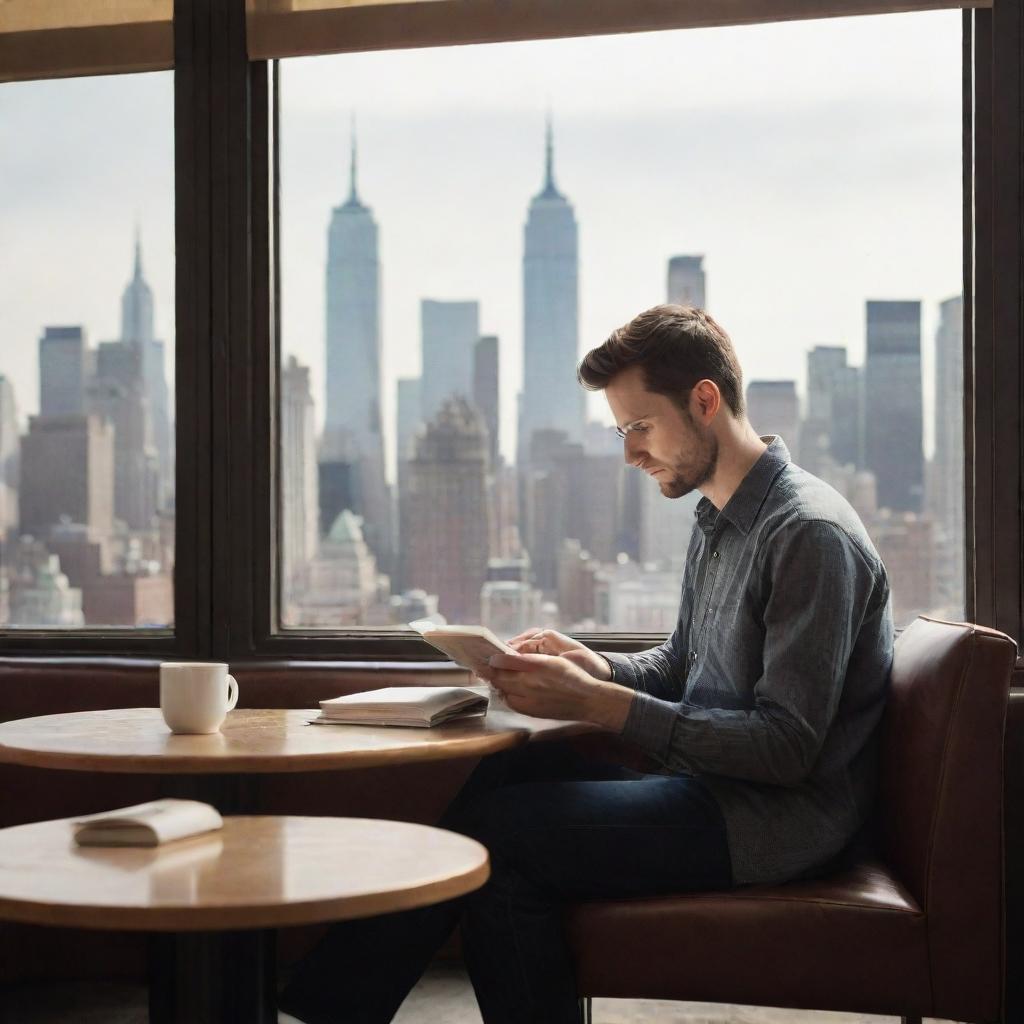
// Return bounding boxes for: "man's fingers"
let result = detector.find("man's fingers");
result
[488,651,547,672]
[489,668,540,692]
[507,627,544,646]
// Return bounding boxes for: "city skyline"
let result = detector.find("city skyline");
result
[0,9,964,631]
[0,229,963,631]
[2,12,961,469]
[2,236,175,628]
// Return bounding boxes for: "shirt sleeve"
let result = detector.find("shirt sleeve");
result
[602,630,687,702]
[619,519,884,787]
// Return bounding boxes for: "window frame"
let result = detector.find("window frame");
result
[1,0,1020,665]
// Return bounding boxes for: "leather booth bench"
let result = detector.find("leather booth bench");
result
[567,617,1017,1024]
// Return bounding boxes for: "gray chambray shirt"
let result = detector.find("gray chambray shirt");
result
[605,436,894,886]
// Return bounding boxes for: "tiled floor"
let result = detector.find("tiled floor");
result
[1,966,930,1023]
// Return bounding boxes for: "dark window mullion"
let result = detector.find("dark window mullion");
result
[172,0,211,660]
[175,0,260,662]
[968,3,1024,649]
[248,60,276,657]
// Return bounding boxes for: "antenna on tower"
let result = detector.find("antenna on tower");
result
[348,112,359,201]
[544,107,555,192]
[133,220,143,279]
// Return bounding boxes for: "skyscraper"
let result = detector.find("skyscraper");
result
[640,484,698,568]
[395,376,423,590]
[88,339,159,529]
[298,510,383,627]
[0,376,19,538]
[39,326,86,417]
[120,232,172,507]
[519,116,583,462]
[746,380,801,458]
[666,255,706,308]
[395,378,423,466]
[401,397,490,622]
[19,414,114,541]
[473,334,500,469]
[322,127,391,569]
[280,355,320,605]
[803,346,861,472]
[521,428,587,592]
[931,295,964,614]
[420,300,479,423]
[864,300,924,512]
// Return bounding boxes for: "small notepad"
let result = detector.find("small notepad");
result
[72,799,223,847]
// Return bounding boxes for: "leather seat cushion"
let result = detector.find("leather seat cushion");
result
[566,859,931,1017]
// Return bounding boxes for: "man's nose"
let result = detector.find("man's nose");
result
[624,432,646,467]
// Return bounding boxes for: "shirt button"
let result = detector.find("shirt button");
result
[712,550,720,559]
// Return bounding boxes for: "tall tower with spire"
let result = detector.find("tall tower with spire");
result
[120,229,172,507]
[321,123,392,573]
[518,114,583,463]
[121,229,154,346]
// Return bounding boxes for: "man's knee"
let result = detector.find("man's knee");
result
[447,783,557,869]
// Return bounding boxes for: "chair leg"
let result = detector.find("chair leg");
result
[578,996,593,1023]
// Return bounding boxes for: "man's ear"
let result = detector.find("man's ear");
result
[692,379,722,423]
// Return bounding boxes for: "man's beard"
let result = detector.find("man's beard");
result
[657,434,718,499]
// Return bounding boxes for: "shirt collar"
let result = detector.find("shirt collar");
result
[695,435,792,537]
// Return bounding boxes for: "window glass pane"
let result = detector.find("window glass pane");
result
[278,11,962,634]
[0,72,175,628]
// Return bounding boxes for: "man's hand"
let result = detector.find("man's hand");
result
[506,628,612,681]
[479,651,633,732]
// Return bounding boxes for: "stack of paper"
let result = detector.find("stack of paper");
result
[311,686,489,728]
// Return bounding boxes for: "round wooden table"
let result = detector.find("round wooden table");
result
[0,814,489,1023]
[0,706,590,811]
[0,705,586,774]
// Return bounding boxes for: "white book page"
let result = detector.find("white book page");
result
[321,688,462,712]
[321,686,480,712]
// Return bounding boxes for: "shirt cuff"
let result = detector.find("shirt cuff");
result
[601,651,639,688]
[620,690,678,764]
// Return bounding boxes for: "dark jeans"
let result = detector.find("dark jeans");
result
[278,741,732,1024]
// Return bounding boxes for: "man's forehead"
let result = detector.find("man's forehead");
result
[606,367,663,417]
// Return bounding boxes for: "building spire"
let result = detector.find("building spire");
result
[544,109,555,192]
[348,113,359,202]
[133,223,143,281]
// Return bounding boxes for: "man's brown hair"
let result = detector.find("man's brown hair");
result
[578,304,745,417]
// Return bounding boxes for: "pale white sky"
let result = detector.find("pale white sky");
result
[1,10,962,476]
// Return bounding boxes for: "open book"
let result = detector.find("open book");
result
[73,799,223,848]
[311,686,489,728]
[410,621,516,675]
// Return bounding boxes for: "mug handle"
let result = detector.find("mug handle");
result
[226,674,239,712]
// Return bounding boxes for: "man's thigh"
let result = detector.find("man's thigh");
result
[455,773,732,900]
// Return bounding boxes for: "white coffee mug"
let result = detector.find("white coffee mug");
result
[159,662,239,735]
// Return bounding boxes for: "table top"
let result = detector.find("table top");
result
[0,815,489,931]
[0,706,590,774]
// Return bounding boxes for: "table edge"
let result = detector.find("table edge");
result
[0,815,491,931]
[0,711,591,773]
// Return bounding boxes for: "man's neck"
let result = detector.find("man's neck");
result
[700,424,769,511]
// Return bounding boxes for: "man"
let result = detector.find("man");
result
[280,304,893,1024]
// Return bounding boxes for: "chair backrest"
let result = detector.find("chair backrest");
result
[877,616,1015,1020]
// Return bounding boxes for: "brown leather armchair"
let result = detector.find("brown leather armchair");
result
[566,616,1017,1024]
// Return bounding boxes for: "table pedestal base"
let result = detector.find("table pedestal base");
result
[148,929,277,1023]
